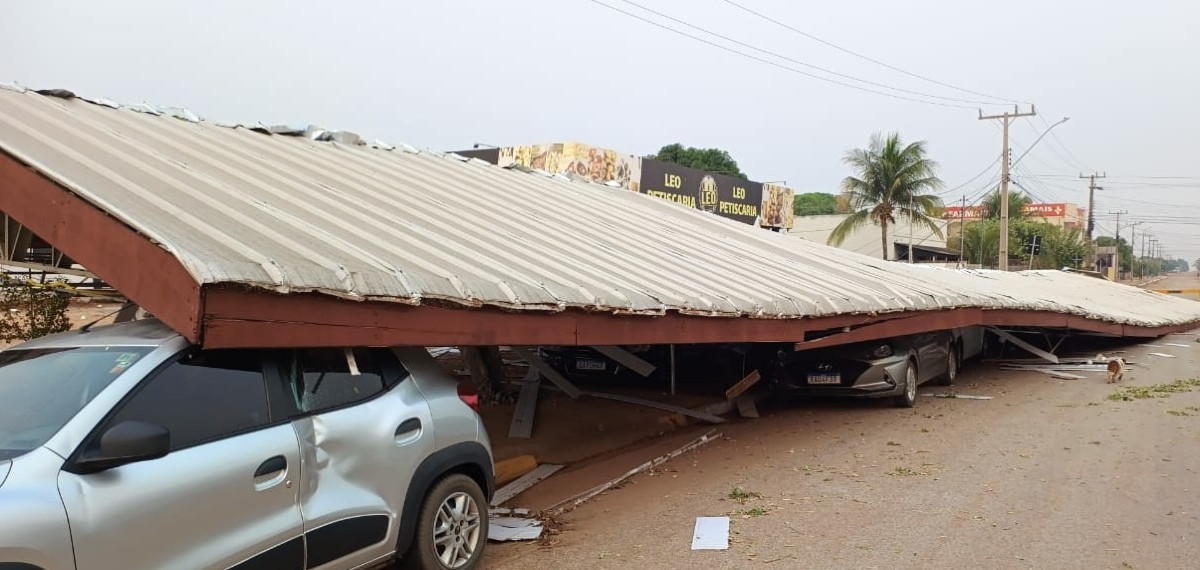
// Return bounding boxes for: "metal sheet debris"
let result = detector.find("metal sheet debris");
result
[582,391,726,424]
[488,516,544,542]
[547,430,721,515]
[491,464,564,507]
[691,517,730,550]
[1044,370,1088,380]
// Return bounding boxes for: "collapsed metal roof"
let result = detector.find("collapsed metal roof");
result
[0,85,1197,347]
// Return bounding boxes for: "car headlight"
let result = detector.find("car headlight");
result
[870,344,893,358]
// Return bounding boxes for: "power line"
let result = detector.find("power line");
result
[586,0,975,109]
[938,155,1001,197]
[1036,114,1091,172]
[715,0,1025,105]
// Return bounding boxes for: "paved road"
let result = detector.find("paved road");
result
[482,325,1200,569]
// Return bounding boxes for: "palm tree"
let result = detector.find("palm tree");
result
[963,220,1001,267]
[981,188,1032,220]
[829,133,945,259]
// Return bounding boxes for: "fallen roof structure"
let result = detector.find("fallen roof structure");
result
[1,85,1198,348]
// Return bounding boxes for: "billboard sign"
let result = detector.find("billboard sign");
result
[496,142,642,191]
[943,202,1071,220]
[638,158,769,226]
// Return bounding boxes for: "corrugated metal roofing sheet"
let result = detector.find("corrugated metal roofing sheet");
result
[0,85,1198,330]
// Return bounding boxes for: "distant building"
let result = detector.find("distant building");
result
[786,214,954,262]
[453,141,796,230]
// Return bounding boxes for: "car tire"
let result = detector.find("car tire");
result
[935,344,957,386]
[893,358,918,408]
[405,474,488,570]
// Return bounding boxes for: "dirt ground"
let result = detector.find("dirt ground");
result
[481,277,1200,569]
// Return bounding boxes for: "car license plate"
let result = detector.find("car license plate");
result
[575,359,607,371]
[807,373,841,385]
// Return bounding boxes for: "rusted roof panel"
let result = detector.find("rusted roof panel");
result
[0,85,1198,335]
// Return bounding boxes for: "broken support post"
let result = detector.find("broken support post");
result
[511,347,582,399]
[591,345,657,377]
[984,327,1060,364]
[507,367,540,439]
[725,370,761,401]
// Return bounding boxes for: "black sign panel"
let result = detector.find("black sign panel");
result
[449,148,501,164]
[638,158,762,224]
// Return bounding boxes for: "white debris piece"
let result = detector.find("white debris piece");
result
[488,515,543,542]
[691,516,730,550]
[1148,352,1177,358]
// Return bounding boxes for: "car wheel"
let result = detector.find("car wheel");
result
[893,359,918,408]
[936,344,957,386]
[407,474,488,570]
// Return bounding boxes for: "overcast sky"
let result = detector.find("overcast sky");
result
[3,0,1198,262]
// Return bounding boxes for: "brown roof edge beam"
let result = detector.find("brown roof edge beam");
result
[0,151,202,342]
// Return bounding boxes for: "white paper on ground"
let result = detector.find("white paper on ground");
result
[691,516,730,550]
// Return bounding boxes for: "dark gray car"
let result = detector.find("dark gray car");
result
[765,330,957,407]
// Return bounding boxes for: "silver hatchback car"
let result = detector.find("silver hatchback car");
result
[0,319,493,570]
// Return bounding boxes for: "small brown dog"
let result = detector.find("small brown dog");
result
[1106,357,1126,383]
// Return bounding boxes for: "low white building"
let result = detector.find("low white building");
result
[785,214,955,262]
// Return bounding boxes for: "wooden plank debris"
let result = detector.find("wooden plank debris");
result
[491,463,564,506]
[591,345,657,377]
[1148,352,1177,358]
[511,347,582,400]
[724,370,761,401]
[583,391,725,424]
[508,367,541,439]
[985,327,1060,364]
[546,430,721,515]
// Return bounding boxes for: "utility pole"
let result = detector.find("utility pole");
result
[1139,232,1147,279]
[1127,221,1143,280]
[1150,238,1159,276]
[1110,210,1127,280]
[1080,172,1106,269]
[980,105,1037,271]
[957,195,967,268]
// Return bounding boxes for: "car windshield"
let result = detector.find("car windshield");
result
[0,346,153,461]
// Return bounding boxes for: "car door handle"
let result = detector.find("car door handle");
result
[395,418,422,437]
[254,455,287,477]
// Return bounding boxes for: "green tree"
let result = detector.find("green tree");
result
[828,133,945,259]
[1009,220,1085,270]
[792,192,839,216]
[962,219,1000,267]
[1194,258,1200,272]
[650,143,747,179]
[981,188,1032,220]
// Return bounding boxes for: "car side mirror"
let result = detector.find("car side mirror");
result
[71,421,170,474]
